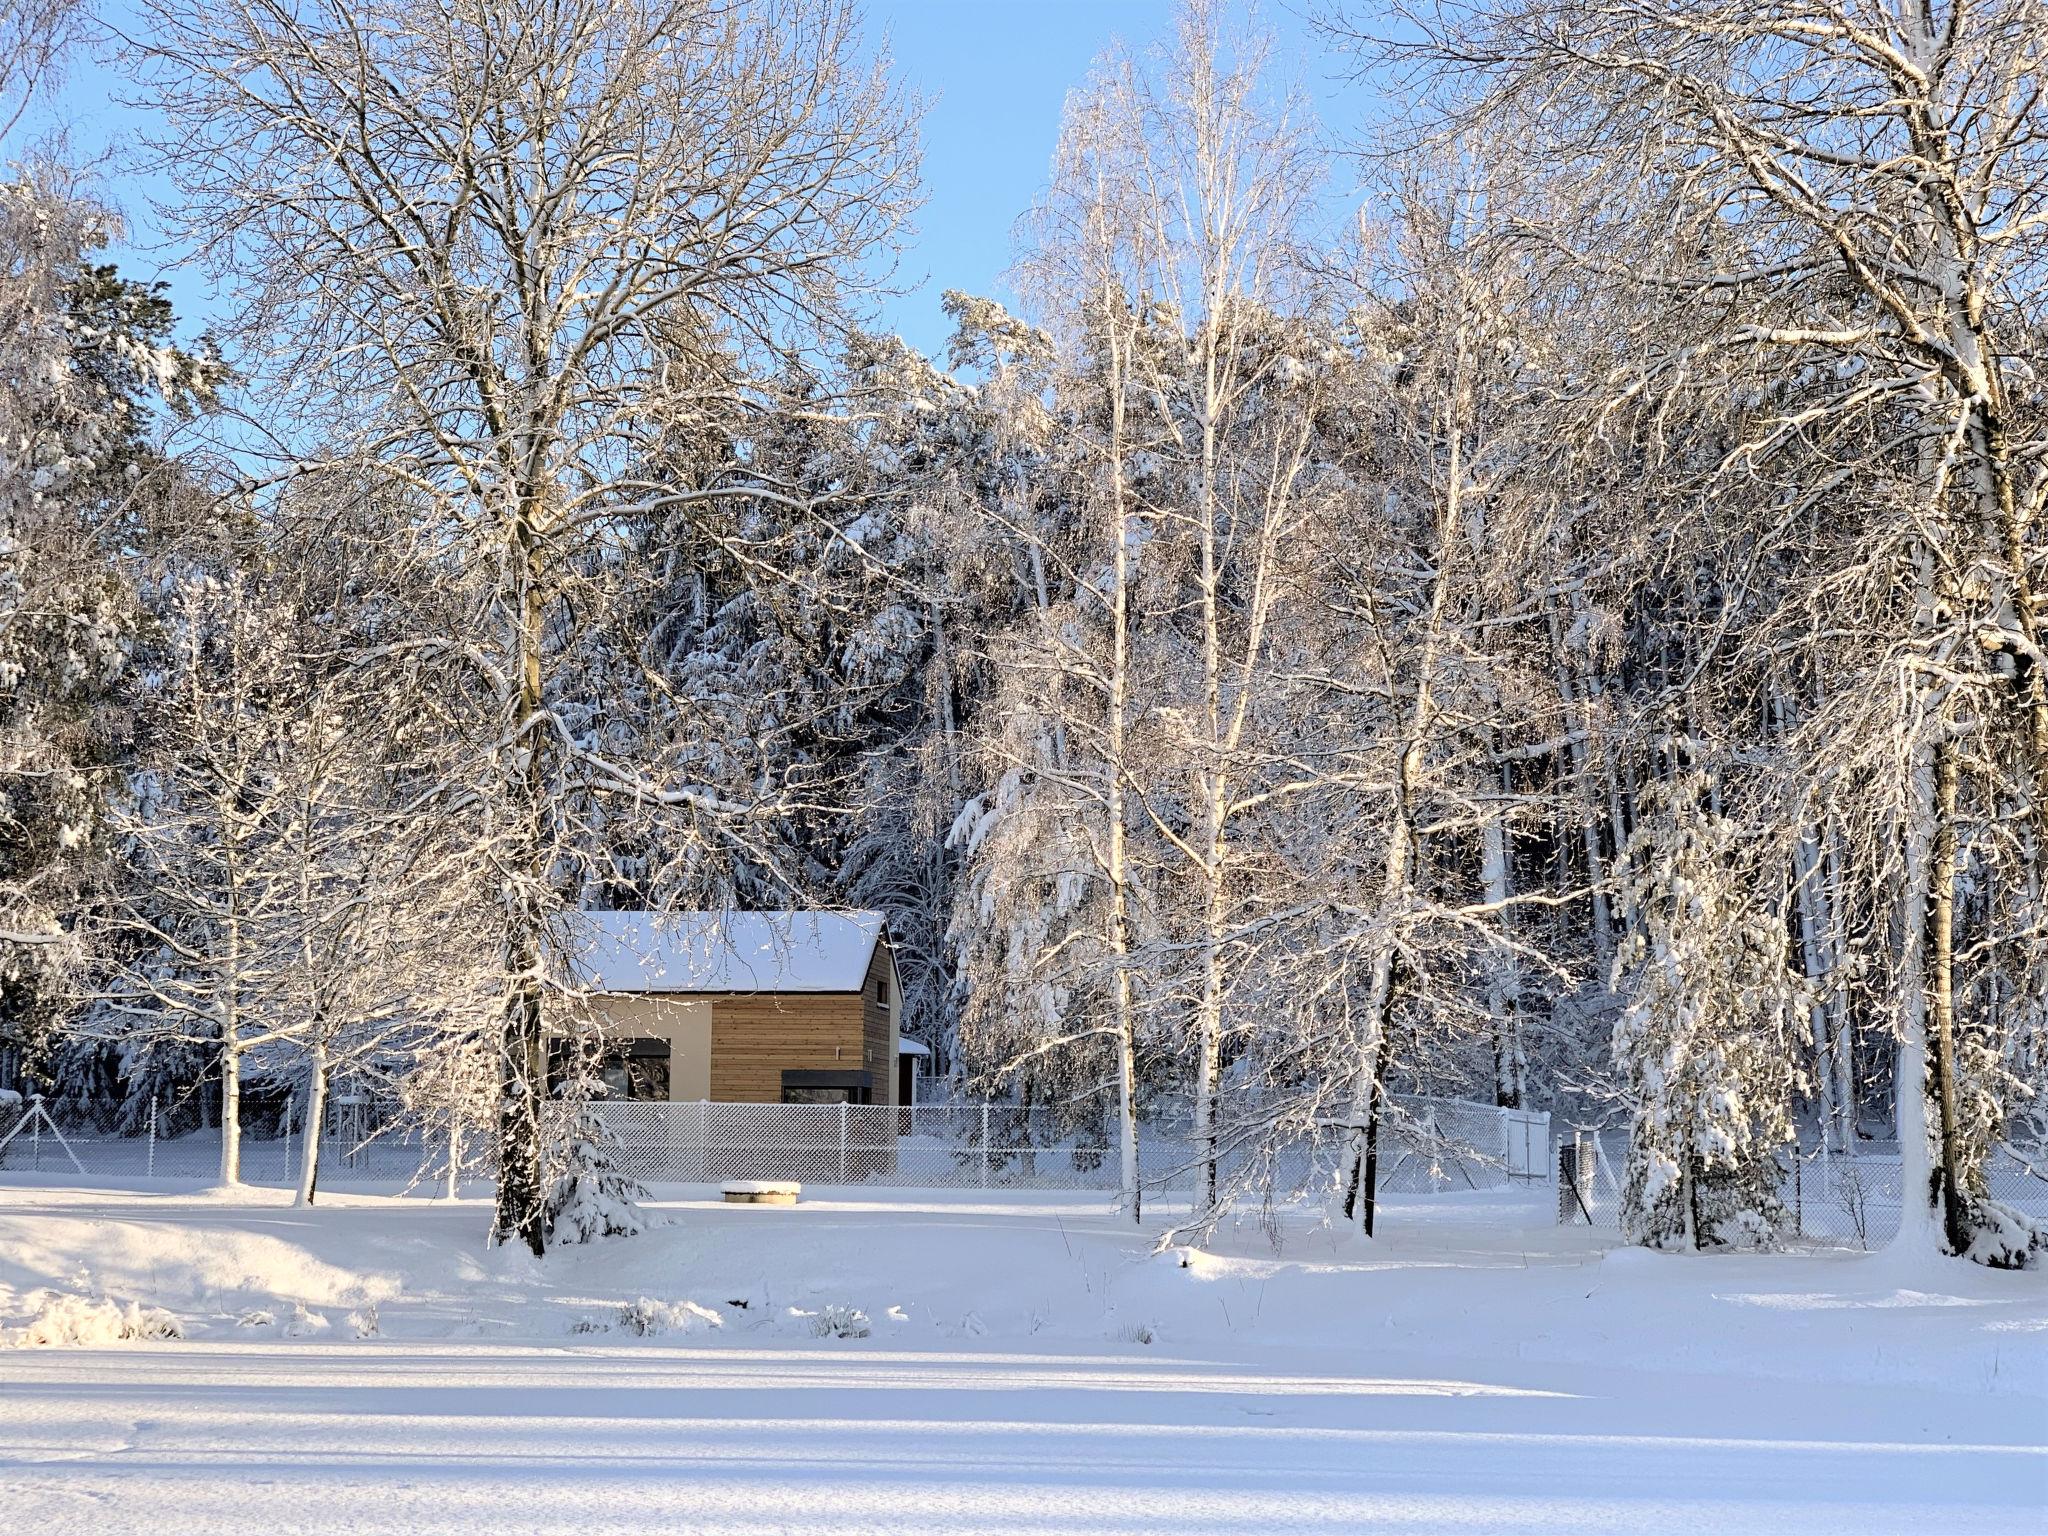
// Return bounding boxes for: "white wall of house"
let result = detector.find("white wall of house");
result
[574,995,711,1101]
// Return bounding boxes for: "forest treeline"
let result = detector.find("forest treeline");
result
[2,0,2044,1265]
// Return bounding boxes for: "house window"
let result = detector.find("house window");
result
[549,1037,671,1101]
[876,974,890,1006]
[780,1069,870,1106]
[783,1085,855,1106]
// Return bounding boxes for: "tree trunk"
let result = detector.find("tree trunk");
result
[493,511,552,1256]
[1343,321,1468,1214]
[496,931,549,1253]
[219,1029,242,1185]
[1104,321,1142,1225]
[295,1043,328,1207]
[1343,1013,1394,1235]
[1191,374,1226,1222]
[1481,752,1524,1108]
[1778,675,1852,1152]
[1192,902,1223,1218]
[1794,822,1856,1153]
[1341,946,1395,1216]
[1927,734,1973,1253]
[1549,609,1615,974]
[1892,718,1944,1255]
[1820,825,1858,1145]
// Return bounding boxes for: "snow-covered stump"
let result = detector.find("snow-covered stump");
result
[722,1180,801,1206]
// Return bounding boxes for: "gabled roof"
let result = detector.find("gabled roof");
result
[557,910,887,995]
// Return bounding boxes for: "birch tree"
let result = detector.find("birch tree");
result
[949,70,1169,1223]
[102,569,305,1183]
[1070,2,1330,1218]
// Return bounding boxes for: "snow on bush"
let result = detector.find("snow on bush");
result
[574,1298,726,1338]
[7,1294,182,1348]
[802,1304,871,1340]
[281,1303,330,1338]
[1963,1199,2048,1271]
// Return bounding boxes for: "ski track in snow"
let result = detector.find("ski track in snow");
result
[0,1182,2041,1534]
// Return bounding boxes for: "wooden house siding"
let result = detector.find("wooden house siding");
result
[861,944,894,1104]
[705,992,867,1103]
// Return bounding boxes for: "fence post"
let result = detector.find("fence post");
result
[147,1096,157,1178]
[1557,1133,1597,1224]
[980,1103,989,1188]
[1794,1146,1804,1237]
[837,1100,848,1183]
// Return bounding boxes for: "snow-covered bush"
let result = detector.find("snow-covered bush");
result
[1613,781,1810,1251]
[1961,1198,2048,1271]
[804,1304,871,1340]
[7,1294,182,1347]
[281,1303,330,1338]
[609,1297,723,1338]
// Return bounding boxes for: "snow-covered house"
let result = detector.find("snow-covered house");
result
[553,911,901,1106]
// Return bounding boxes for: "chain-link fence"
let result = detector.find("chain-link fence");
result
[1552,1127,2048,1249]
[563,1093,1550,1194]
[0,1093,471,1192]
[0,1091,1548,1198]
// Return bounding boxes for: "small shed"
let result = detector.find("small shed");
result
[555,910,900,1106]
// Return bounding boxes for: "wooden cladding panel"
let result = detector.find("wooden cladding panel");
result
[707,992,866,1103]
[862,946,893,1106]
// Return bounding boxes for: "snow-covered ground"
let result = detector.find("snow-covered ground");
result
[0,1180,2042,1534]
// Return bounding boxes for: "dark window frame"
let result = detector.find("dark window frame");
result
[780,1068,871,1106]
[549,1036,672,1102]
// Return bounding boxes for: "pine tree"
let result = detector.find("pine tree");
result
[1613,777,1811,1250]
[0,170,217,1089]
[544,1044,654,1247]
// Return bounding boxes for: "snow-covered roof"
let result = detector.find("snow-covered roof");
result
[557,910,887,995]
[897,1038,930,1057]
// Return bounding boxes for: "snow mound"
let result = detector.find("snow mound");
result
[1599,1245,1674,1271]
[7,1293,181,1348]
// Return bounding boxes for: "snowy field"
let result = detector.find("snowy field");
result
[0,1181,2042,1534]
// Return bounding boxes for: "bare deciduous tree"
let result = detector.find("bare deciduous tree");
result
[135,0,915,1250]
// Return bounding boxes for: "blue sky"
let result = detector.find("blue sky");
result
[26,0,1354,361]
[868,0,1340,355]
